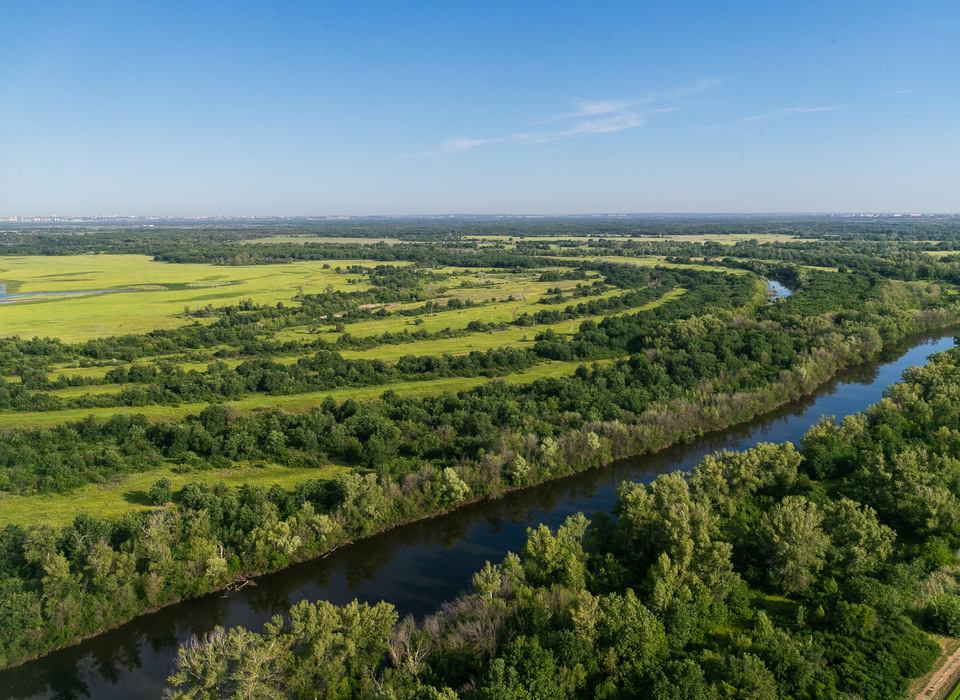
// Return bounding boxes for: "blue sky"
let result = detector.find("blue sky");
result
[2,1,958,216]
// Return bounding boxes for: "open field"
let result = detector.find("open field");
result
[40,354,299,384]
[338,287,686,361]
[315,287,633,341]
[44,384,134,398]
[25,288,679,388]
[0,462,350,527]
[1,256,600,343]
[583,256,751,273]
[0,254,383,341]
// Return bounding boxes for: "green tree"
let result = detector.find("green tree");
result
[759,496,829,593]
[824,498,895,576]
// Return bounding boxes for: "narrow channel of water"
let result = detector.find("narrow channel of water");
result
[0,283,122,304]
[767,279,792,301]
[1,331,956,699]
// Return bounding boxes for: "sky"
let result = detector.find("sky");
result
[1,0,958,216]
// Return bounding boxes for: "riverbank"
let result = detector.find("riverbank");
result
[2,329,957,698]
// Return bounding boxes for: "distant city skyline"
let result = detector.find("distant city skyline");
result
[2,1,958,216]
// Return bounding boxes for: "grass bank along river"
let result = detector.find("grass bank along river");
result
[0,331,954,700]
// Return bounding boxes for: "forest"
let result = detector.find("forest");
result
[167,344,960,698]
[2,217,960,698]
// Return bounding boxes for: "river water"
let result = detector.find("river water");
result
[1,331,956,699]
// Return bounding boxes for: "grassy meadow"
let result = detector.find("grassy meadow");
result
[0,462,350,527]
[0,254,384,341]
[0,248,690,529]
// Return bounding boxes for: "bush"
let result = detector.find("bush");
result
[927,594,960,636]
[148,477,173,505]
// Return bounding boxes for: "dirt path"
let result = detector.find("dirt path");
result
[918,644,960,700]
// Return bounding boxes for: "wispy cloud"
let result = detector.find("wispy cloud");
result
[696,103,849,130]
[414,79,718,157]
[743,105,849,121]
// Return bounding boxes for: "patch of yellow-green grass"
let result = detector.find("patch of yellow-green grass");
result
[650,234,814,244]
[46,364,119,381]
[0,403,192,430]
[923,250,960,258]
[0,254,385,341]
[42,384,133,398]
[273,328,324,343]
[428,266,598,295]
[45,349,247,382]
[227,359,605,409]
[338,333,535,361]
[584,256,751,274]
[240,235,404,245]
[706,621,750,646]
[46,358,213,383]
[173,355,301,373]
[0,462,349,528]
[339,288,686,361]
[323,287,631,341]
[0,359,605,430]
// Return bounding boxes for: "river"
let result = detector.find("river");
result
[1,331,956,699]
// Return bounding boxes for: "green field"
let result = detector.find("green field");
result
[583,257,751,273]
[0,254,383,341]
[316,287,632,341]
[338,287,686,361]
[0,462,350,527]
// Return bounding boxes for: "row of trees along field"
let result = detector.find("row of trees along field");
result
[0,268,952,495]
[0,259,649,374]
[0,268,747,413]
[165,345,960,699]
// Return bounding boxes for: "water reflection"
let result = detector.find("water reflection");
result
[1,332,955,699]
[766,279,793,300]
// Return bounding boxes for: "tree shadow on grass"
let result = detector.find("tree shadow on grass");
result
[123,489,153,506]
